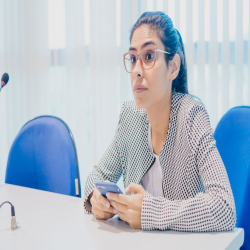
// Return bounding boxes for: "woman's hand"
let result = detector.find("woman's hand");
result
[107,183,145,229]
[90,187,117,220]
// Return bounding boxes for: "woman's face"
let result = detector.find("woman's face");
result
[129,25,174,109]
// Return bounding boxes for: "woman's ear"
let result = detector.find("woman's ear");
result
[169,54,180,80]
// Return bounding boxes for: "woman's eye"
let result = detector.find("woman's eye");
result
[145,53,155,60]
[130,55,136,63]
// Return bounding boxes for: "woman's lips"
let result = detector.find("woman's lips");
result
[134,88,147,93]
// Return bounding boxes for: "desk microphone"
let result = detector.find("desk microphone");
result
[0,201,20,231]
[0,73,9,92]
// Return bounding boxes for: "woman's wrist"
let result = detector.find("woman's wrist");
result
[88,191,94,204]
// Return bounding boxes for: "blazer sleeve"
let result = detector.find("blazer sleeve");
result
[83,104,125,213]
[141,105,236,232]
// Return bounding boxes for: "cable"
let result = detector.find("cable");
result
[0,201,15,217]
[0,201,19,230]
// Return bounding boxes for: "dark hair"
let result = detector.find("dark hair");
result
[129,11,188,94]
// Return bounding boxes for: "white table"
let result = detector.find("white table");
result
[0,184,244,250]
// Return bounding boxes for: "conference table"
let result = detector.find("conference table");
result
[0,184,244,250]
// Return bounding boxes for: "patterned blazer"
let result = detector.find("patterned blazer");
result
[83,92,236,232]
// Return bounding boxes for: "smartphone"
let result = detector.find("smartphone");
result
[95,181,123,198]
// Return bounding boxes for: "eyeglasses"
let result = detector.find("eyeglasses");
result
[123,45,171,73]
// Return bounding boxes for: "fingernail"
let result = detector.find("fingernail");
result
[106,202,110,208]
[113,208,117,214]
[106,193,109,198]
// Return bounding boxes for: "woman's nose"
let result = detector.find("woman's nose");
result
[133,57,143,77]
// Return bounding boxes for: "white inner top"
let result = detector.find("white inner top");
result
[141,122,164,197]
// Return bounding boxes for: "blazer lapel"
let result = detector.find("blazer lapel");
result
[136,113,155,185]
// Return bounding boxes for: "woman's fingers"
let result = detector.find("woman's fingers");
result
[95,198,115,214]
[91,188,116,215]
[94,187,111,208]
[116,210,126,222]
[93,206,115,220]
[110,200,127,214]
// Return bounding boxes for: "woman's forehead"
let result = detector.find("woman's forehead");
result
[130,25,162,51]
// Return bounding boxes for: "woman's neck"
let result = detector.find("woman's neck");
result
[146,91,172,145]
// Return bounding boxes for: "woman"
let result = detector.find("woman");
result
[83,11,236,231]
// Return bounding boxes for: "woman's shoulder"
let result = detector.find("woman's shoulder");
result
[174,92,211,132]
[173,92,207,116]
[119,100,147,123]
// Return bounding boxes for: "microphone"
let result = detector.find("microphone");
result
[0,73,9,92]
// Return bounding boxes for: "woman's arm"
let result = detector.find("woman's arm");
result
[140,106,236,231]
[83,104,125,213]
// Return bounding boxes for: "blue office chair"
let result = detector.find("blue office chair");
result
[214,106,250,250]
[5,115,81,197]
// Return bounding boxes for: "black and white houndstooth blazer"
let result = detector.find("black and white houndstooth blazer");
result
[83,92,236,232]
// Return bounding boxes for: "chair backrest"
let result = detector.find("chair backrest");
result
[214,106,250,249]
[5,115,81,197]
